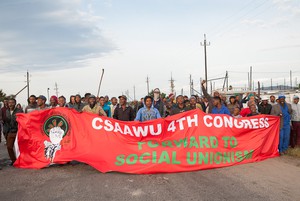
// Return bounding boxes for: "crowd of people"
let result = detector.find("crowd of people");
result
[0,80,300,168]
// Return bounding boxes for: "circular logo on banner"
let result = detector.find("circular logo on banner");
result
[43,115,69,137]
[43,115,70,162]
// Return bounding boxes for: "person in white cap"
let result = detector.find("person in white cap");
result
[258,97,272,114]
[291,95,300,148]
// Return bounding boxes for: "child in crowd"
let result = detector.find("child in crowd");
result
[247,104,260,117]
[232,107,242,118]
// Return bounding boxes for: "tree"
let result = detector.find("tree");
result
[0,89,7,102]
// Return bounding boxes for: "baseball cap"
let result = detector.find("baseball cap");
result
[293,95,299,99]
[168,93,175,98]
[278,94,286,99]
[118,95,127,100]
[37,95,47,101]
[88,95,96,99]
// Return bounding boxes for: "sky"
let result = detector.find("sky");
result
[0,0,300,105]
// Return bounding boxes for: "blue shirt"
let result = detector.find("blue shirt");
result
[102,104,111,117]
[135,107,161,122]
[212,105,231,115]
[280,103,291,126]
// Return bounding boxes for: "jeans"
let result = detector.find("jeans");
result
[291,122,300,147]
[279,125,290,153]
[7,133,17,163]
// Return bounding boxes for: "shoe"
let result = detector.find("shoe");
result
[279,152,285,156]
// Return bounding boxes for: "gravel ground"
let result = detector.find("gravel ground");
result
[0,143,300,201]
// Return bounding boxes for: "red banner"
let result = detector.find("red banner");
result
[14,108,280,174]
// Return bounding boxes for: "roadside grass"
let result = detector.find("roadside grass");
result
[286,147,300,158]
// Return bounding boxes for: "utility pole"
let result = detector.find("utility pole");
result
[146,75,150,95]
[125,90,133,101]
[189,74,192,96]
[290,70,292,89]
[26,70,30,99]
[200,34,210,83]
[271,78,273,90]
[191,80,194,96]
[258,81,261,98]
[181,88,183,95]
[200,78,203,94]
[249,66,253,91]
[169,73,175,93]
[247,72,250,90]
[226,71,229,91]
[284,78,286,90]
[54,82,59,97]
[133,85,136,101]
[222,71,229,91]
[97,69,105,97]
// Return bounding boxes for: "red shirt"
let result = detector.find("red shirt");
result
[240,108,251,117]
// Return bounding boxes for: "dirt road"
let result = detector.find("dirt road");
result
[0,144,299,201]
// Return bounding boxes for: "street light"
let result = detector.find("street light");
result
[47,88,50,103]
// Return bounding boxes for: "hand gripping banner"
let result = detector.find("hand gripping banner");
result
[14,108,280,174]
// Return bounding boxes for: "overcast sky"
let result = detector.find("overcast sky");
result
[1,0,300,105]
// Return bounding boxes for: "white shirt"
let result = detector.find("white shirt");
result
[291,103,300,121]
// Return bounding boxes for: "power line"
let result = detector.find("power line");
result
[207,0,260,35]
[0,80,26,83]
[165,0,268,72]
[210,0,271,39]
[229,71,296,74]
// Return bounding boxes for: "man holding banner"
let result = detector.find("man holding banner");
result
[3,98,23,165]
[82,95,106,116]
[135,96,161,122]
[113,95,135,121]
